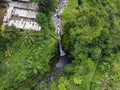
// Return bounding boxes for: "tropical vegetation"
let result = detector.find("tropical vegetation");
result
[0,0,120,90]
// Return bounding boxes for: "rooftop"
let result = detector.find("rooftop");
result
[3,1,41,31]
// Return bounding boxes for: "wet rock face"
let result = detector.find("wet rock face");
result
[53,67,64,76]
[36,0,69,90]
[54,55,69,76]
[56,55,69,68]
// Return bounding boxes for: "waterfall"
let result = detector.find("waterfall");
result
[59,40,65,56]
[36,0,69,90]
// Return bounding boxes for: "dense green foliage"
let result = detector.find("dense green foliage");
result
[0,0,58,89]
[0,25,58,89]
[0,2,58,88]
[32,0,55,14]
[50,0,120,90]
[0,0,120,90]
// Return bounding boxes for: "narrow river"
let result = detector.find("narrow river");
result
[36,0,69,90]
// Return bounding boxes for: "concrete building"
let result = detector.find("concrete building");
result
[3,1,41,31]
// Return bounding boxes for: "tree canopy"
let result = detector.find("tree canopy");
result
[50,0,120,90]
[0,0,120,90]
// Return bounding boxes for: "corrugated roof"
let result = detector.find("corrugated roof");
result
[3,1,41,31]
[9,1,38,10]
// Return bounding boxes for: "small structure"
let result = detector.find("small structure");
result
[3,1,41,31]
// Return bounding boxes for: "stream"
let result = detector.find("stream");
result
[36,0,69,90]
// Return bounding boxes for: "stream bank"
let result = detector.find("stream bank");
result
[35,0,69,90]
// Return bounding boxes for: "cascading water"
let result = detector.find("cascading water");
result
[36,0,69,90]
[59,40,65,56]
